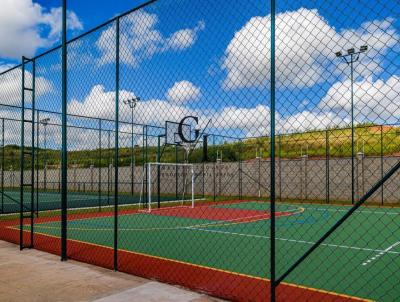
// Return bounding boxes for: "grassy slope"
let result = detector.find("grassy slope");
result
[3,124,399,169]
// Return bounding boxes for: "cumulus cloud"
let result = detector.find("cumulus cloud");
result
[279,111,348,133]
[67,84,197,127]
[319,75,400,124]
[166,81,201,103]
[0,63,15,73]
[0,0,83,60]
[96,11,204,66]
[66,83,356,140]
[211,105,271,136]
[208,104,348,137]
[222,8,398,90]
[166,21,205,50]
[0,67,53,106]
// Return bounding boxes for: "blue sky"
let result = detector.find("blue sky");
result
[0,0,399,148]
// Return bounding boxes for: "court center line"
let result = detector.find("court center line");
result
[187,227,400,255]
[362,240,400,266]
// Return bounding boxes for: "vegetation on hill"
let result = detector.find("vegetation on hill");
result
[2,124,399,170]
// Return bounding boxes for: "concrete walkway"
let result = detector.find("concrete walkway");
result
[0,241,223,302]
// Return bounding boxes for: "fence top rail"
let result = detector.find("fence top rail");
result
[147,162,194,167]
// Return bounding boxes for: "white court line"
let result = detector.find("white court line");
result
[362,241,400,266]
[186,227,400,255]
[306,207,400,216]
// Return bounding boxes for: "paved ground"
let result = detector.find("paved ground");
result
[0,241,223,302]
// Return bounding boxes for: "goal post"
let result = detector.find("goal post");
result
[140,162,195,212]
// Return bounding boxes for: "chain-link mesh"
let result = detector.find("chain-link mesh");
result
[0,0,399,301]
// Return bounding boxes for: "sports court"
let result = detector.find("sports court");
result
[1,199,398,301]
[0,0,399,301]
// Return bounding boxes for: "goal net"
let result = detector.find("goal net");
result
[139,162,196,212]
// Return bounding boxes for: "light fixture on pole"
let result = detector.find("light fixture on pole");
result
[40,118,51,192]
[123,97,140,196]
[40,117,50,191]
[335,45,368,205]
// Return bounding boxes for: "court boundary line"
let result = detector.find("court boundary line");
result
[13,207,302,232]
[188,227,400,255]
[11,226,372,302]
[12,203,398,256]
[362,240,400,266]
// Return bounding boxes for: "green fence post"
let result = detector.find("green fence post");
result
[380,125,384,205]
[98,118,102,211]
[0,119,3,213]
[114,17,120,271]
[270,0,276,300]
[61,0,68,261]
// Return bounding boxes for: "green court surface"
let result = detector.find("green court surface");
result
[26,201,400,301]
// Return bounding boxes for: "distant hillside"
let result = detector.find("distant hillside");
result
[2,124,399,170]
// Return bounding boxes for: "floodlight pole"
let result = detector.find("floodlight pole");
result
[335,46,368,205]
[40,118,50,192]
[123,97,140,196]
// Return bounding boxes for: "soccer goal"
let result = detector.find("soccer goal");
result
[139,162,195,212]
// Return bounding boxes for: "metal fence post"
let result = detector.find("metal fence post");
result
[114,17,120,271]
[380,125,384,205]
[98,119,102,211]
[1,118,3,214]
[270,0,276,300]
[61,0,68,261]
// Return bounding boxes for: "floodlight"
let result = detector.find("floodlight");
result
[360,45,368,52]
[347,48,355,55]
[123,97,140,108]
[335,51,342,57]
[40,117,51,124]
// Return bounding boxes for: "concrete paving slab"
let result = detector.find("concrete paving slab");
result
[0,240,223,302]
[93,282,203,302]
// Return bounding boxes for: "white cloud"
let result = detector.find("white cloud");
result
[0,108,61,148]
[222,8,398,90]
[0,63,15,73]
[67,84,197,127]
[0,67,53,106]
[166,81,201,103]
[279,111,348,133]
[0,0,83,60]
[319,75,400,124]
[41,7,83,40]
[96,11,204,66]
[213,105,269,129]
[166,21,205,50]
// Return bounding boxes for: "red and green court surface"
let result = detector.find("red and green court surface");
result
[0,200,398,301]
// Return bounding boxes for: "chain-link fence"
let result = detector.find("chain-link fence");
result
[0,0,399,301]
